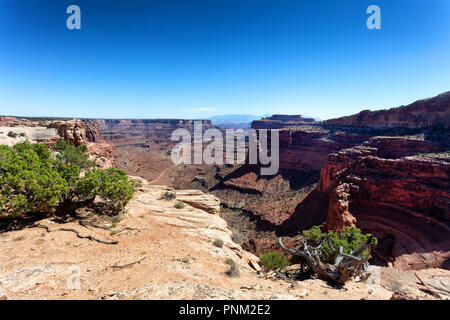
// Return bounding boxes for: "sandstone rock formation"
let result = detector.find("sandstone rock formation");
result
[0,178,409,300]
[0,116,112,166]
[252,114,317,129]
[47,119,102,146]
[318,137,450,270]
[175,190,221,215]
[324,91,450,129]
[0,117,103,146]
[276,129,369,171]
[318,137,445,192]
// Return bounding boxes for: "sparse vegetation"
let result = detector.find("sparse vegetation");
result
[231,229,245,245]
[160,191,176,200]
[259,251,290,271]
[0,141,135,216]
[301,226,378,263]
[174,201,185,209]
[7,131,18,138]
[225,258,240,277]
[213,238,224,248]
[416,150,450,157]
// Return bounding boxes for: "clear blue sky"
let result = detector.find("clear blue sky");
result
[1,0,449,120]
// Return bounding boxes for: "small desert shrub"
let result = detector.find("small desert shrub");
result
[386,280,402,292]
[174,201,185,209]
[231,230,244,244]
[160,191,176,200]
[19,133,26,137]
[225,258,240,277]
[7,131,18,138]
[259,251,289,271]
[213,238,224,248]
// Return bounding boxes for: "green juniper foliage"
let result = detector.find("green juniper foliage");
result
[174,200,185,209]
[0,141,135,216]
[160,191,176,200]
[76,167,135,213]
[301,226,378,263]
[259,251,290,271]
[52,140,95,169]
[7,131,18,138]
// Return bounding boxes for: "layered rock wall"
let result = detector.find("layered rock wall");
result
[251,114,317,130]
[324,91,450,129]
[318,137,449,269]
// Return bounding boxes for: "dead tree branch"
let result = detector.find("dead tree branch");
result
[279,236,373,284]
[35,224,118,245]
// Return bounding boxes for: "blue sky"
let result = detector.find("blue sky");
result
[1,0,449,120]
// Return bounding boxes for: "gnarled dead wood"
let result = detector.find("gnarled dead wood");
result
[35,224,118,245]
[279,236,373,284]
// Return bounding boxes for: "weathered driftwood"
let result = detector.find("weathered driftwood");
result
[279,236,373,284]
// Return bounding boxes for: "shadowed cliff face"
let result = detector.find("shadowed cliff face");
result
[318,137,449,270]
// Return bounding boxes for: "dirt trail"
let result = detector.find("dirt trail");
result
[149,164,177,185]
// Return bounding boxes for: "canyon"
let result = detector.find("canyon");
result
[0,91,449,299]
[61,92,448,273]
[319,137,449,269]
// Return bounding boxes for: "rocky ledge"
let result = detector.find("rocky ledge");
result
[9,177,444,299]
[1,177,448,299]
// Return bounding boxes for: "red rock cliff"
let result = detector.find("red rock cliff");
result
[324,91,450,129]
[318,137,449,270]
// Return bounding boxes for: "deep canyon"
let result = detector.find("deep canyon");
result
[74,91,450,272]
[0,91,449,300]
